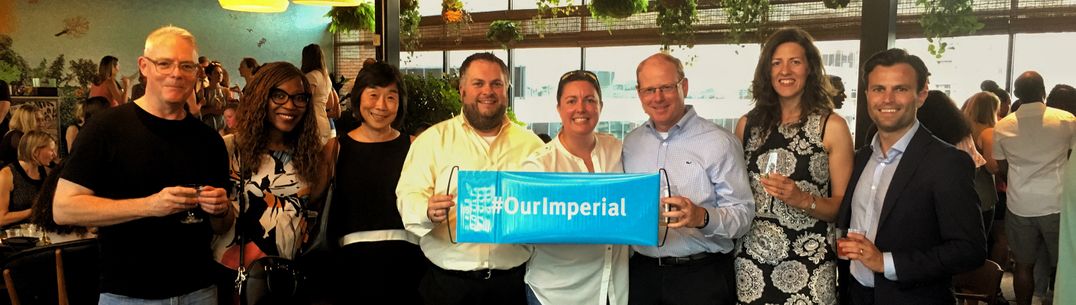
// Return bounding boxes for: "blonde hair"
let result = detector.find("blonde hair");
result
[17,130,54,164]
[963,91,1000,127]
[9,104,41,133]
[144,26,197,55]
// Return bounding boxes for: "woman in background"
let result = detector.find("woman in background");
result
[65,96,110,154]
[301,44,340,145]
[734,27,854,305]
[89,55,129,107]
[0,130,55,228]
[0,105,43,166]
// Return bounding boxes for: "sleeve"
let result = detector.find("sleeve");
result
[891,149,986,282]
[991,127,1006,161]
[395,130,440,237]
[60,115,112,192]
[701,134,755,239]
[883,252,898,280]
[0,80,10,101]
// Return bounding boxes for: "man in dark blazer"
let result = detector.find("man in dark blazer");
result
[836,48,986,305]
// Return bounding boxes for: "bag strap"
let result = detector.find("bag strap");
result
[235,137,250,293]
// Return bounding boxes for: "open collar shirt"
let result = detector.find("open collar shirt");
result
[396,114,544,271]
[521,133,629,305]
[622,105,755,257]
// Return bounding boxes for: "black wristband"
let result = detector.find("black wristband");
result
[696,209,710,229]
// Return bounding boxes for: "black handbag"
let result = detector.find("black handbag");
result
[234,153,304,305]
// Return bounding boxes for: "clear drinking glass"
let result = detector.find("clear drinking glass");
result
[179,184,204,224]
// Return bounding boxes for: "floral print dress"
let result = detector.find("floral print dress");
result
[735,112,837,305]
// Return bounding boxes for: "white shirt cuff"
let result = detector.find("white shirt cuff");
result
[883,252,898,281]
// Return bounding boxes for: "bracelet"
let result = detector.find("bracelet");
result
[806,195,817,211]
[696,209,710,229]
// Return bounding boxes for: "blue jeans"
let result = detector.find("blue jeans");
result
[525,285,541,305]
[99,286,216,305]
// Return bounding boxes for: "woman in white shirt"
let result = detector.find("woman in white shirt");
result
[301,44,340,145]
[522,70,628,305]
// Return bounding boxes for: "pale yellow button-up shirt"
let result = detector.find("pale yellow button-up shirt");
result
[521,133,630,305]
[396,114,543,271]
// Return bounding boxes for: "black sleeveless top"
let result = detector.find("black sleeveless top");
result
[6,163,45,227]
[327,133,410,241]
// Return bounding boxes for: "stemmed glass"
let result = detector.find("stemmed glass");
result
[180,184,204,224]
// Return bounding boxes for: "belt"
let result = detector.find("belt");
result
[434,264,523,280]
[637,251,726,266]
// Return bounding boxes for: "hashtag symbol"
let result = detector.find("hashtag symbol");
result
[491,197,503,213]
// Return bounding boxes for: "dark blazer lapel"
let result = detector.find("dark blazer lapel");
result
[877,127,933,229]
[838,146,875,228]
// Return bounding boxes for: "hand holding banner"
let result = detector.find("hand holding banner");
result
[455,171,659,246]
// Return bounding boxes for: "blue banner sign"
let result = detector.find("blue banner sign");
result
[456,171,659,246]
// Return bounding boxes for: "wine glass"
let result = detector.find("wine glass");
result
[180,184,204,224]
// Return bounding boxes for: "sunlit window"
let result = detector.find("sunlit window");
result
[511,48,581,128]
[1013,33,1076,99]
[895,35,1008,108]
[400,51,444,76]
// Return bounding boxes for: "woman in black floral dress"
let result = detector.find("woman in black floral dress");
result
[733,27,855,305]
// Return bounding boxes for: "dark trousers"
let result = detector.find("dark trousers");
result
[846,279,875,305]
[331,241,430,305]
[419,264,526,305]
[628,253,735,305]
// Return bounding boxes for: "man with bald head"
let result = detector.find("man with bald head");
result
[622,53,755,304]
[994,70,1076,305]
[54,26,231,304]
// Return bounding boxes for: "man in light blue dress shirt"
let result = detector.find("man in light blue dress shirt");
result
[836,48,985,304]
[622,53,756,305]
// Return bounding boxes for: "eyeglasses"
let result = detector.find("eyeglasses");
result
[269,88,311,107]
[560,70,598,82]
[638,78,684,97]
[142,57,200,75]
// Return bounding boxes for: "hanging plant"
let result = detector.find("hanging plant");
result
[533,0,577,38]
[487,20,523,49]
[822,0,850,9]
[722,0,769,45]
[401,7,422,53]
[589,0,647,20]
[442,0,472,44]
[400,0,418,12]
[326,3,376,33]
[918,0,983,58]
[656,0,699,50]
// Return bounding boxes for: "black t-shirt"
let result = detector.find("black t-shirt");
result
[61,102,229,299]
[327,134,410,241]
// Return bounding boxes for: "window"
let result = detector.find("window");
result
[511,48,581,126]
[401,51,445,76]
[895,35,1008,109]
[447,49,509,75]
[814,39,861,136]
[1013,32,1076,100]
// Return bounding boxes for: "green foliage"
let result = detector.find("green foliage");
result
[0,61,21,83]
[722,0,769,45]
[400,8,422,53]
[533,0,577,37]
[822,0,850,9]
[589,0,647,20]
[400,0,418,11]
[657,0,699,50]
[68,58,97,88]
[47,54,70,85]
[326,3,377,33]
[918,0,982,59]
[487,20,524,49]
[401,73,461,135]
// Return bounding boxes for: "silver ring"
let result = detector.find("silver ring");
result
[859,249,864,254]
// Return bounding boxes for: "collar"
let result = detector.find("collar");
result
[553,133,600,160]
[644,105,696,137]
[456,113,510,136]
[870,120,919,163]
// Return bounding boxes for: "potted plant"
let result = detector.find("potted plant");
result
[326,2,376,33]
[487,20,523,49]
[442,0,472,44]
[402,73,461,135]
[822,0,849,9]
[722,0,769,45]
[918,0,982,58]
[401,6,422,53]
[532,0,578,37]
[656,0,699,49]
[400,0,417,11]
[589,0,647,20]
